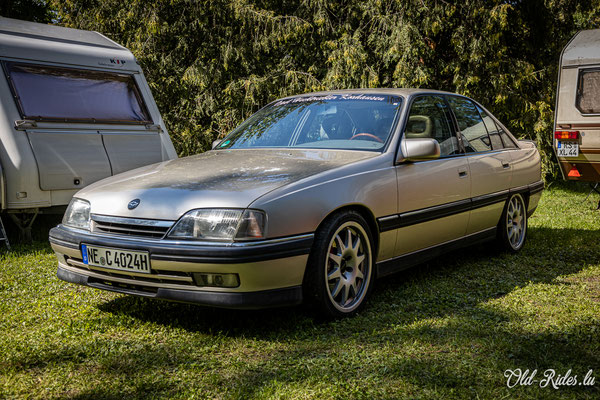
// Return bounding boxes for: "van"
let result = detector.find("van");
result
[554,29,600,182]
[0,17,177,236]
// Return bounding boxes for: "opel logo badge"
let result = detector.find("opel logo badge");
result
[128,199,140,210]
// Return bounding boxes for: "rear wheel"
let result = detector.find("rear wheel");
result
[497,193,527,252]
[304,211,375,318]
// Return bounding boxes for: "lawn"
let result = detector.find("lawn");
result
[0,183,599,399]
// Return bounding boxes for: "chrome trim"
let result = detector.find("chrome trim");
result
[94,223,168,236]
[91,214,175,228]
[57,224,314,248]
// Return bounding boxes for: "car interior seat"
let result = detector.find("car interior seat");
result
[404,115,432,139]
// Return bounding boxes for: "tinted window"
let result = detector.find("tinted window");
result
[405,96,458,156]
[217,94,401,152]
[477,106,503,150]
[496,121,518,148]
[447,96,491,153]
[576,69,600,114]
[5,62,151,123]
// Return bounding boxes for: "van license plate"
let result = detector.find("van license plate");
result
[81,244,150,273]
[557,141,579,157]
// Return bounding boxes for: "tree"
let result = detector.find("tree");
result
[0,0,54,23]
[40,1,600,178]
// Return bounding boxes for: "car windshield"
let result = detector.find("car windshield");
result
[216,94,403,151]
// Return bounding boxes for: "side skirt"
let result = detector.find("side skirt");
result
[376,227,497,278]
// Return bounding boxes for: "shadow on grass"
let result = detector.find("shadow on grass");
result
[9,222,596,399]
[97,223,600,336]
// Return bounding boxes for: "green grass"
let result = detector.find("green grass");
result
[1,183,599,399]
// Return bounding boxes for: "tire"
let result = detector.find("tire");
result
[497,193,528,253]
[304,210,375,318]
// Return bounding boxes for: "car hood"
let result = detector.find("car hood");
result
[77,149,376,220]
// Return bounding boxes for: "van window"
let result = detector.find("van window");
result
[4,62,152,124]
[576,69,600,114]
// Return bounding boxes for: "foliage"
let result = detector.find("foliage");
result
[8,1,600,178]
[1,185,600,398]
[0,0,54,23]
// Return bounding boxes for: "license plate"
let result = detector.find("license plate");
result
[81,244,150,274]
[557,141,579,157]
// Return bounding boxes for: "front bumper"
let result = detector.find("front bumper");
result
[49,225,313,309]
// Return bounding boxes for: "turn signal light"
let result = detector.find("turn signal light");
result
[555,130,579,140]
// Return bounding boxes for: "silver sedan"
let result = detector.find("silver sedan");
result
[49,89,543,317]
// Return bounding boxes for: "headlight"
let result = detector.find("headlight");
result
[167,209,266,241]
[62,198,91,230]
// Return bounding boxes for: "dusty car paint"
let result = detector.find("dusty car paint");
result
[78,149,378,220]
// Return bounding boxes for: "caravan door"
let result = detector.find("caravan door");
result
[100,128,165,175]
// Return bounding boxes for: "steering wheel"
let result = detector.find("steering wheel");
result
[349,133,384,143]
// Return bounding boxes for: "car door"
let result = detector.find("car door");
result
[446,96,513,235]
[393,95,471,256]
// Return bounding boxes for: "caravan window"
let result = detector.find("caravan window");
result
[4,62,152,124]
[576,68,600,114]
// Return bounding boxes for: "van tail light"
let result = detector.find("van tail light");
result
[568,165,581,178]
[555,130,579,140]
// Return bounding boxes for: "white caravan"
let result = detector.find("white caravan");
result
[554,29,600,183]
[0,17,177,236]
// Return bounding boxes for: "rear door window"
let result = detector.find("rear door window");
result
[447,96,492,153]
[4,62,152,124]
[477,106,504,150]
[576,68,600,114]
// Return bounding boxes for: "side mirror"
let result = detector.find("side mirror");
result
[212,139,222,150]
[397,138,440,162]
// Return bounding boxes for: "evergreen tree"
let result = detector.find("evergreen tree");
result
[12,1,600,178]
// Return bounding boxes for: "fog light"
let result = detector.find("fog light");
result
[193,273,240,288]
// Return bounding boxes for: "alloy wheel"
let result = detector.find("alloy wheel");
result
[506,194,526,250]
[324,221,372,313]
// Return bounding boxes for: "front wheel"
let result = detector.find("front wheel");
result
[304,211,375,318]
[497,193,527,253]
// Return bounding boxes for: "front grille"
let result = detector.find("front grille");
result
[91,214,174,239]
[65,255,195,287]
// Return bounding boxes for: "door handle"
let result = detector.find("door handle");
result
[458,168,468,178]
[502,162,510,169]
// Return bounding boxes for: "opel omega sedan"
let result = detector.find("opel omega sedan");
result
[50,89,543,317]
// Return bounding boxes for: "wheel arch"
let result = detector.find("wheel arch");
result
[313,203,380,260]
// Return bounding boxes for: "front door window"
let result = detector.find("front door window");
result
[405,96,459,156]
